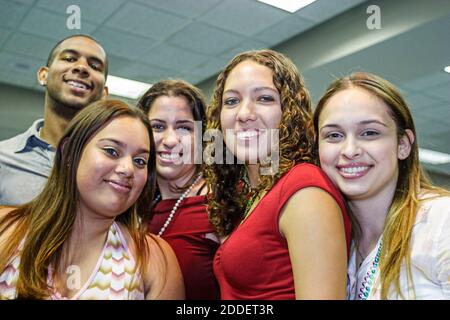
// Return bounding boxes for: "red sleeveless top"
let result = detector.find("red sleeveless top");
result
[213,163,351,300]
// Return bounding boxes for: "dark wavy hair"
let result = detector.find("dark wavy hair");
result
[136,79,207,191]
[0,99,156,299]
[204,49,315,236]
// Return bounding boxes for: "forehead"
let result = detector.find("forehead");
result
[93,116,148,141]
[53,37,106,62]
[225,60,274,88]
[148,95,194,119]
[319,88,394,125]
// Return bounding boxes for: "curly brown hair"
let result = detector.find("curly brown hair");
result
[204,49,316,236]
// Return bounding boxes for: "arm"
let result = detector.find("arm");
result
[279,187,347,299]
[144,235,185,300]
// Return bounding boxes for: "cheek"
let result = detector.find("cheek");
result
[318,143,336,167]
[135,170,148,192]
[220,109,234,129]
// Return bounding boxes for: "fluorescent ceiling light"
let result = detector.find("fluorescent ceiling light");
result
[444,66,450,74]
[419,148,450,165]
[106,75,152,100]
[257,0,317,13]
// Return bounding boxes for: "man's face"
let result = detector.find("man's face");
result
[38,36,108,111]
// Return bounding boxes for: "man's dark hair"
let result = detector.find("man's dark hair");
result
[46,34,108,78]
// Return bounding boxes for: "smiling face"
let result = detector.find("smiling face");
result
[148,95,197,184]
[317,87,410,202]
[220,60,282,164]
[76,116,150,218]
[38,36,107,111]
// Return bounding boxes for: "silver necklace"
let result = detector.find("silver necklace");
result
[155,175,202,237]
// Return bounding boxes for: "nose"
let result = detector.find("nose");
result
[115,156,134,177]
[71,58,89,77]
[236,98,257,123]
[162,127,180,149]
[342,136,362,159]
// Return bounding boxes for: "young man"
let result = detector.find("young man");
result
[0,34,109,205]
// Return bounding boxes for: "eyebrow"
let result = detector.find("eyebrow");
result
[59,49,105,68]
[150,119,194,124]
[320,120,388,132]
[99,138,150,155]
[223,87,278,95]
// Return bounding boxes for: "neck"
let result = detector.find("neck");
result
[246,164,260,188]
[349,180,396,255]
[158,169,201,200]
[41,96,76,147]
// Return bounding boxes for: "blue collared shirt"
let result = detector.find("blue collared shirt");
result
[0,119,55,206]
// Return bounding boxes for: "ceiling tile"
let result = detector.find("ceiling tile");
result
[296,0,367,22]
[254,15,315,45]
[120,62,174,84]
[106,2,187,40]
[10,0,36,5]
[168,22,244,56]
[0,28,12,47]
[137,0,221,19]
[0,0,29,29]
[138,43,208,72]
[93,27,155,60]
[36,0,126,24]
[0,51,44,73]
[188,57,228,80]
[219,39,269,62]
[19,7,97,40]
[199,0,288,37]
[3,32,55,61]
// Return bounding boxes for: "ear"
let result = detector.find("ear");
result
[102,85,109,98]
[398,129,414,160]
[37,66,48,86]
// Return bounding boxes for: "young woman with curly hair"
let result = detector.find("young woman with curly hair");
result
[205,50,351,299]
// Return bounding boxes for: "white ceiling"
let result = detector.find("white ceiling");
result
[0,0,449,177]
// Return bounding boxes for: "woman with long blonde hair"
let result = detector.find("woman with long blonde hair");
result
[314,72,450,299]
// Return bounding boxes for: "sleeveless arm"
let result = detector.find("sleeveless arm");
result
[144,235,185,300]
[279,187,347,299]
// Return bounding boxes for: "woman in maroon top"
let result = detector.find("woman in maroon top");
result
[137,80,220,300]
[205,50,351,299]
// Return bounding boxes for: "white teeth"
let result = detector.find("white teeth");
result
[67,80,88,90]
[159,153,181,160]
[237,131,258,139]
[340,166,369,174]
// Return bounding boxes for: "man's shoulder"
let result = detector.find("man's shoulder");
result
[0,132,26,153]
[0,120,43,153]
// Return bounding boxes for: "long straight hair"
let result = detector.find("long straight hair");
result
[313,72,449,298]
[0,99,157,299]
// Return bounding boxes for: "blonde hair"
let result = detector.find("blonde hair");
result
[313,72,449,299]
[205,49,315,236]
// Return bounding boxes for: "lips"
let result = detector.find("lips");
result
[336,163,373,178]
[235,129,259,140]
[64,77,93,92]
[106,179,132,194]
[157,151,183,164]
